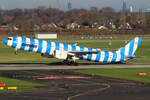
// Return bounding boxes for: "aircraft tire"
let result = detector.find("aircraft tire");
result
[70,61,78,66]
[14,51,18,55]
[67,62,72,65]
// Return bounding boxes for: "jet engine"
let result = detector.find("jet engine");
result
[53,50,68,59]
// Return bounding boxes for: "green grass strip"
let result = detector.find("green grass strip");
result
[77,68,150,83]
[0,77,45,91]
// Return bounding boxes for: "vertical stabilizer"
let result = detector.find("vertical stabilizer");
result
[118,37,142,57]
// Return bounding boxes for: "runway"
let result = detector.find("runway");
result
[1,69,150,100]
[0,64,150,100]
[0,63,149,70]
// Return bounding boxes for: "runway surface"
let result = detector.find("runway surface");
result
[1,70,150,100]
[0,63,149,70]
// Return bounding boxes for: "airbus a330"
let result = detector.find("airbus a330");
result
[3,36,142,65]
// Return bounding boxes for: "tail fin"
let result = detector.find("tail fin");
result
[118,37,142,57]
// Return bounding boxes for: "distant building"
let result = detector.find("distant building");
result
[56,0,59,9]
[144,8,150,12]
[67,22,80,29]
[121,1,133,13]
[1,23,8,29]
[129,6,133,13]
[67,2,72,10]
[35,32,57,39]
[0,5,3,15]
[14,26,19,31]
[122,1,127,13]
[98,26,108,30]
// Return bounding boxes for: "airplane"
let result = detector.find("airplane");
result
[3,36,142,65]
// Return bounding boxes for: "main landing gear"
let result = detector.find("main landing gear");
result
[63,60,78,66]
[14,48,18,55]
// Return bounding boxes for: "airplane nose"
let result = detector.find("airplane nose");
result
[3,39,8,45]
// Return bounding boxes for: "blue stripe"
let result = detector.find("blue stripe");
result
[37,40,43,53]
[103,51,109,62]
[80,46,84,51]
[88,48,93,51]
[12,37,17,48]
[120,47,125,61]
[129,40,135,57]
[112,52,117,62]
[4,39,8,45]
[20,37,26,50]
[72,45,76,51]
[95,51,101,62]
[79,56,84,60]
[64,44,68,51]
[87,55,92,61]
[137,38,142,47]
[55,42,60,50]
[46,41,51,54]
[28,38,35,52]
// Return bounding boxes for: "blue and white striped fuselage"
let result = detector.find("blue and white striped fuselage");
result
[3,36,142,63]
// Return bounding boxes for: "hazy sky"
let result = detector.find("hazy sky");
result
[0,0,149,11]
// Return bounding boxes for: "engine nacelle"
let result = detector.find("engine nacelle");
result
[53,50,68,59]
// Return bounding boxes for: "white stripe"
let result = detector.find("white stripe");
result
[125,43,130,56]
[116,50,121,62]
[16,37,22,49]
[68,45,72,51]
[59,43,64,51]
[50,42,55,55]
[24,38,30,51]
[92,49,97,51]
[108,52,113,62]
[41,41,47,53]
[33,39,39,52]
[76,46,80,51]
[83,55,88,60]
[132,37,138,55]
[84,47,88,51]
[7,40,13,47]
[99,51,105,62]
[91,54,97,61]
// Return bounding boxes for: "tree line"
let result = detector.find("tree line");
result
[0,6,149,35]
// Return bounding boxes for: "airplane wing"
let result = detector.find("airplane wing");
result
[68,51,99,56]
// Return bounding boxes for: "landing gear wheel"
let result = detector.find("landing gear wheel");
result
[70,61,74,65]
[67,61,72,65]
[70,61,78,66]
[63,60,78,66]
[14,51,18,55]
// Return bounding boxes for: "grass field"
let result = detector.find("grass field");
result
[38,35,150,41]
[0,36,149,63]
[0,77,45,91]
[77,68,150,83]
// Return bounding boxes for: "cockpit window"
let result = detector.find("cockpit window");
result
[8,38,12,40]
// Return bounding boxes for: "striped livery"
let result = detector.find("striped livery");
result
[3,36,142,63]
